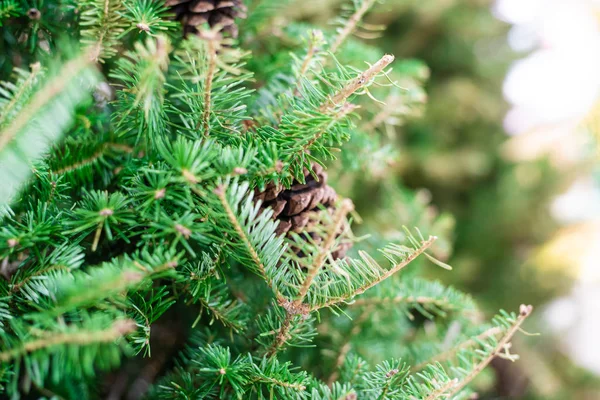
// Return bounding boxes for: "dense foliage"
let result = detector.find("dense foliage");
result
[0,0,532,398]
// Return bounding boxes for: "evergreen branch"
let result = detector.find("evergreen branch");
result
[170,40,252,142]
[266,311,294,358]
[346,278,479,319]
[249,357,309,394]
[424,378,459,400]
[330,0,378,54]
[309,236,436,312]
[9,264,69,294]
[215,184,267,281]
[80,0,126,62]
[444,305,534,398]
[295,199,354,303]
[122,0,178,36]
[0,319,135,362]
[111,36,171,147]
[293,30,325,96]
[321,54,394,112]
[200,31,219,136]
[266,200,353,357]
[213,183,286,303]
[0,51,100,205]
[0,55,93,152]
[51,143,132,175]
[413,326,503,372]
[184,255,249,333]
[0,63,42,128]
[196,297,247,332]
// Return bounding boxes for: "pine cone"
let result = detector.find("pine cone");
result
[255,164,352,260]
[166,0,247,38]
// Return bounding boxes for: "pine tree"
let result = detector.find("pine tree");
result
[0,1,533,398]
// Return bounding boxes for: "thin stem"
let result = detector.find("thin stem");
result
[445,305,534,398]
[295,199,354,303]
[320,54,394,112]
[91,222,104,252]
[330,0,378,54]
[310,236,437,312]
[293,31,323,96]
[413,326,503,372]
[0,319,136,362]
[268,199,353,357]
[201,38,218,137]
[266,311,293,358]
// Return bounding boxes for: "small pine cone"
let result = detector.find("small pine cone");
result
[165,0,247,38]
[255,164,352,260]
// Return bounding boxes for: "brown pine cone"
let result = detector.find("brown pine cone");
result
[255,164,352,260]
[165,0,247,38]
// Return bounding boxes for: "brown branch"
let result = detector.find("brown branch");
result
[444,305,534,398]
[200,33,219,136]
[265,311,294,358]
[0,319,136,362]
[309,236,437,312]
[267,199,354,358]
[320,54,394,112]
[330,0,378,54]
[295,199,354,303]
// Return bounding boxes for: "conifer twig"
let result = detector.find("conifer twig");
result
[294,30,324,96]
[0,62,41,127]
[267,199,353,357]
[0,53,93,153]
[320,54,394,112]
[424,378,459,400]
[413,326,503,372]
[443,305,534,398]
[330,0,378,54]
[0,319,136,362]
[214,185,285,303]
[309,236,437,312]
[51,143,133,175]
[199,30,219,137]
[9,264,70,294]
[295,199,354,303]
